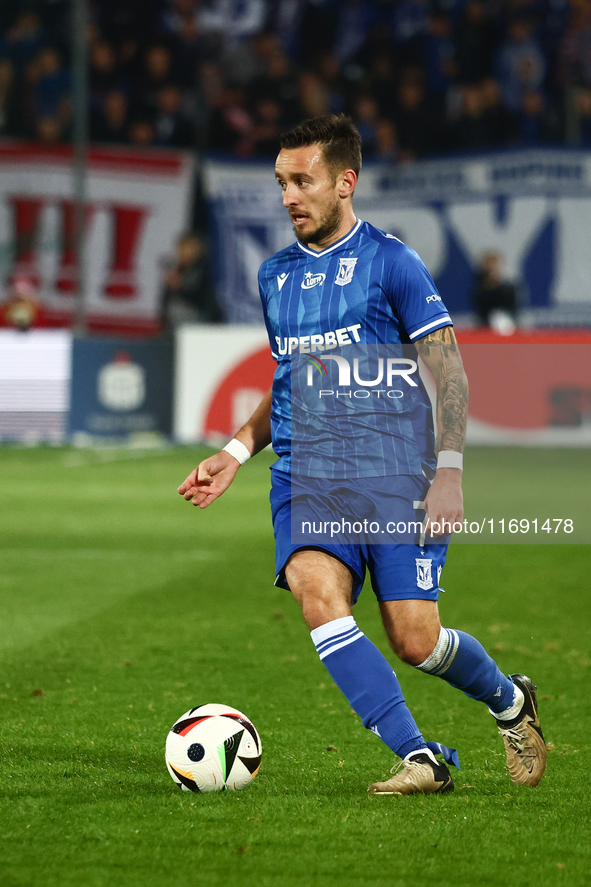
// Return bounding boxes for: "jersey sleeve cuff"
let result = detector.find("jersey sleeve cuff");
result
[407,316,453,341]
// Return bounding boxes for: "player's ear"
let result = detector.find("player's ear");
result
[338,169,357,198]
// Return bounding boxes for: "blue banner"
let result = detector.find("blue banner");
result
[204,149,591,325]
[68,336,173,439]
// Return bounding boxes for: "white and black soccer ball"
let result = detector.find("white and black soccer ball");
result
[165,703,262,793]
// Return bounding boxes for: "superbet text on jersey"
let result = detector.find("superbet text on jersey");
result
[258,219,453,476]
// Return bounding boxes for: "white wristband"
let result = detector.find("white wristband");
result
[437,450,463,470]
[223,438,251,465]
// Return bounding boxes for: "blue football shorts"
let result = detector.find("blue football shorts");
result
[270,466,448,604]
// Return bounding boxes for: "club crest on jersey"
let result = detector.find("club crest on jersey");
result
[415,558,433,591]
[301,271,326,289]
[335,257,358,286]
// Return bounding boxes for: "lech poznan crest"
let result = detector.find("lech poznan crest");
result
[415,558,433,591]
[335,257,358,286]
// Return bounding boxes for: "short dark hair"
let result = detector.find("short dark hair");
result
[279,114,362,181]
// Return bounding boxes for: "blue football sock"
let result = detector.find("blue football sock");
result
[311,616,426,758]
[416,627,517,714]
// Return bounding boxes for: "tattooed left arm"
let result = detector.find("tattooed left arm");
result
[415,325,468,453]
[415,325,469,536]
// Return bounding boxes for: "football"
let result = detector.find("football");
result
[165,703,262,793]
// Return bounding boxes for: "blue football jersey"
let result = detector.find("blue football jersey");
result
[258,218,452,477]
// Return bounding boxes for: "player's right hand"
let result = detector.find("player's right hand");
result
[177,451,241,509]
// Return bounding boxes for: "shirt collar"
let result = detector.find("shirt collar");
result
[295,218,362,258]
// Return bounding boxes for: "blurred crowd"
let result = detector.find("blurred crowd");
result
[1,0,591,159]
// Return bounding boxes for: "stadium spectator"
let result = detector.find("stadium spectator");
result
[270,0,306,60]
[9,46,71,140]
[196,59,224,116]
[89,41,123,111]
[91,89,129,144]
[36,113,64,146]
[576,85,591,146]
[206,86,252,153]
[351,92,381,156]
[247,96,283,156]
[479,76,518,146]
[250,46,301,128]
[367,53,399,120]
[220,32,269,90]
[0,58,16,135]
[97,0,161,49]
[472,250,519,333]
[495,16,546,112]
[451,82,495,150]
[153,84,195,147]
[12,53,43,137]
[390,0,431,63]
[198,0,267,54]
[374,117,400,162]
[455,0,498,83]
[559,1,591,87]
[394,76,443,158]
[128,118,156,145]
[423,12,457,105]
[299,71,329,120]
[159,0,210,87]
[1,277,41,331]
[516,88,556,145]
[0,11,44,75]
[316,53,348,116]
[160,0,202,41]
[34,47,70,124]
[161,231,221,326]
[117,37,143,84]
[297,1,339,68]
[333,0,379,65]
[134,45,177,119]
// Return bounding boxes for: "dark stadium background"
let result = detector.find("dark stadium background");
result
[3,1,591,159]
[2,1,591,335]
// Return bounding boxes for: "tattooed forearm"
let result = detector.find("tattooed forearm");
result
[415,325,469,453]
[436,366,469,452]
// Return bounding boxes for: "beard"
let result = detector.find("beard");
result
[293,197,343,246]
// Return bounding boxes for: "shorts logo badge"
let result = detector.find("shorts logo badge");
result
[301,271,326,289]
[335,257,358,286]
[415,558,433,590]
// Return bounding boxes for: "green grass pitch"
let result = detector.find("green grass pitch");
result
[0,445,589,887]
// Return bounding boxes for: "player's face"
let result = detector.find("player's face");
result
[275,145,344,247]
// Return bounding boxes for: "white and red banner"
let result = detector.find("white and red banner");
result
[174,325,275,444]
[0,141,194,334]
[173,326,591,447]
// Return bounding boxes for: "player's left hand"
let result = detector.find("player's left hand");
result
[424,468,464,538]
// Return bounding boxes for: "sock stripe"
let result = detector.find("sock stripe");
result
[416,626,517,713]
[310,616,426,757]
[315,626,362,656]
[432,629,459,676]
[416,627,460,676]
[310,615,355,645]
[315,628,364,661]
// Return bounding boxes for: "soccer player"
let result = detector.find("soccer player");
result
[178,115,546,795]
